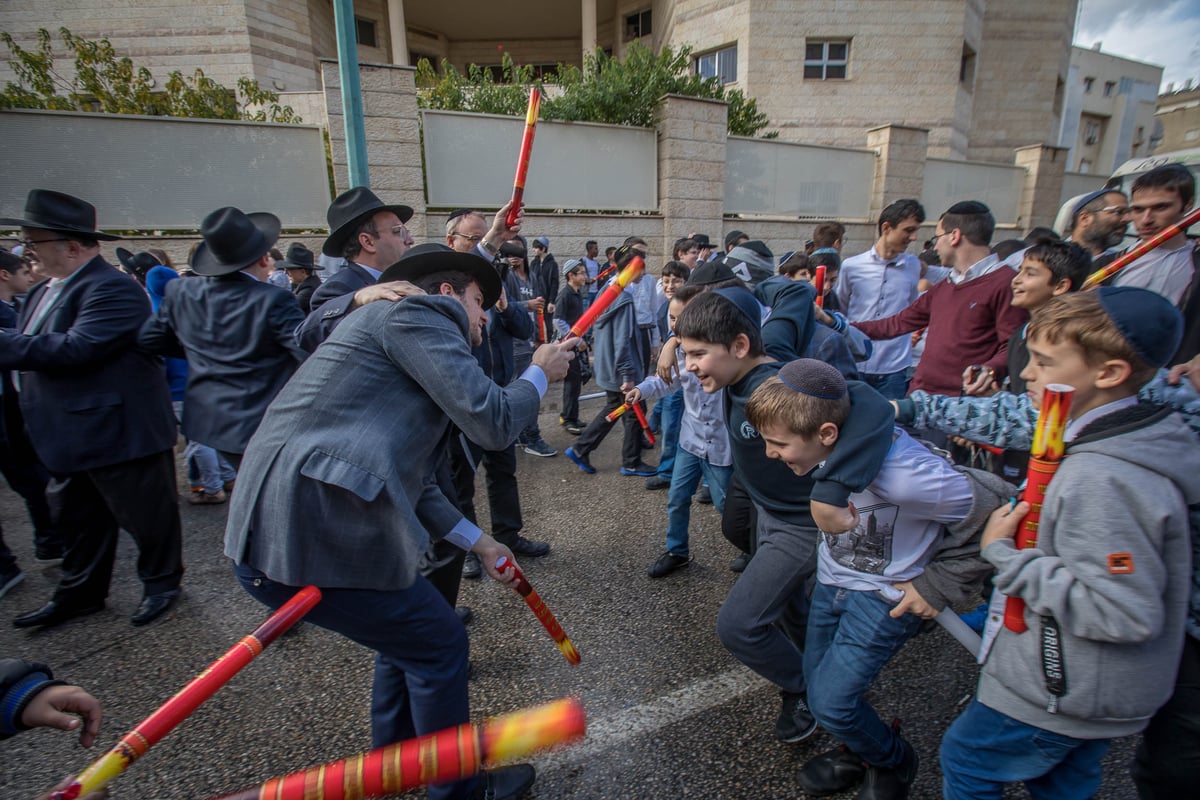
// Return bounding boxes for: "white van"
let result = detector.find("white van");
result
[1055,147,1200,237]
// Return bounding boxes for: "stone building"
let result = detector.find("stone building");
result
[2,0,1078,164]
[1155,81,1200,156]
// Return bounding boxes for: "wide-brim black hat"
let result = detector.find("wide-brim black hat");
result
[279,242,322,271]
[115,248,162,280]
[323,187,414,257]
[0,189,121,240]
[379,243,501,310]
[191,207,281,277]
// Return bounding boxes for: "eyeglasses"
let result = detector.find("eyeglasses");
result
[17,237,69,250]
[376,224,410,239]
[928,231,953,243]
[1096,205,1130,216]
[451,231,482,243]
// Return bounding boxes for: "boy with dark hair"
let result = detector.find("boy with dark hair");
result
[645,259,693,490]
[555,259,590,434]
[673,289,895,744]
[940,287,1200,799]
[812,221,846,252]
[745,359,1010,798]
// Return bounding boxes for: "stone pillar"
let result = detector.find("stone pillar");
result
[321,60,426,232]
[656,94,727,261]
[1014,144,1069,232]
[388,0,409,66]
[866,124,929,223]
[581,0,597,65]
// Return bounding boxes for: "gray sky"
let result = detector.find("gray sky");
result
[1075,0,1200,91]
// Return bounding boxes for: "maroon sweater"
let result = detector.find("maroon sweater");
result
[852,266,1028,395]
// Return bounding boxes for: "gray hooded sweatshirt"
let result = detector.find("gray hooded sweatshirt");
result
[979,405,1200,739]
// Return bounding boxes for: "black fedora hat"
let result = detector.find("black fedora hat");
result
[323,187,414,257]
[0,189,120,241]
[379,243,501,310]
[115,248,162,282]
[279,242,322,271]
[191,207,281,277]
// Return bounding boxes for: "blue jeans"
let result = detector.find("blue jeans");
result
[665,449,732,555]
[654,390,684,480]
[862,370,909,400]
[235,563,477,800]
[803,583,925,766]
[940,699,1109,800]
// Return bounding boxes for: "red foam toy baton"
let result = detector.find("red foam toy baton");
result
[205,698,586,800]
[505,87,542,228]
[568,256,645,339]
[1081,206,1200,289]
[53,586,322,799]
[631,402,655,446]
[812,265,827,309]
[1003,384,1073,633]
[495,556,580,665]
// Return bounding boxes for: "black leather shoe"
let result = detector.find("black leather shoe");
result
[776,691,818,743]
[644,475,672,490]
[463,552,483,579]
[696,486,713,504]
[474,763,535,800]
[797,746,866,796]
[857,738,918,800]
[131,590,180,626]
[13,600,105,628]
[455,606,474,625]
[510,537,551,558]
[648,551,691,578]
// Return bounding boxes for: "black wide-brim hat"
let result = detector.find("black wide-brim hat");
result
[323,187,414,257]
[279,242,322,271]
[0,189,121,240]
[191,207,281,277]
[115,248,162,280]
[379,243,501,310]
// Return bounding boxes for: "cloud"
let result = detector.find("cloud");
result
[1074,0,1200,89]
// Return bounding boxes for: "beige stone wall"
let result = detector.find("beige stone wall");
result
[656,94,727,263]
[243,0,320,92]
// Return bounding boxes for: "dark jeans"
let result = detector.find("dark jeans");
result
[862,370,909,400]
[1133,633,1200,798]
[236,563,477,800]
[513,350,541,443]
[448,433,523,545]
[573,389,642,469]
[721,474,757,554]
[560,356,582,422]
[52,449,184,605]
[422,455,467,608]
[0,431,62,557]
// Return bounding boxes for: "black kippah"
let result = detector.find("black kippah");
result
[447,208,474,222]
[777,359,847,400]
[946,200,990,216]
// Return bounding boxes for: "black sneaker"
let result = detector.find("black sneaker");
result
[565,447,596,474]
[523,439,557,457]
[644,475,671,490]
[797,746,866,796]
[619,462,657,477]
[564,420,585,435]
[857,736,918,800]
[647,552,691,578]
[462,552,483,579]
[473,763,535,799]
[509,536,551,558]
[775,691,818,743]
[696,485,713,504]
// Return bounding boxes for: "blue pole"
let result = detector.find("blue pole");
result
[332,0,370,188]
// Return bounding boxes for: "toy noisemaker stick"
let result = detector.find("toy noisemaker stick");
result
[812,265,827,309]
[605,403,631,423]
[593,262,618,285]
[631,402,655,446]
[568,255,645,339]
[1003,384,1073,633]
[1081,205,1200,289]
[505,87,542,228]
[536,307,546,344]
[205,698,587,800]
[53,586,322,800]
[495,555,581,665]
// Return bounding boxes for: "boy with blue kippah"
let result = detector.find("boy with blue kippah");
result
[744,359,1012,799]
[939,287,1200,799]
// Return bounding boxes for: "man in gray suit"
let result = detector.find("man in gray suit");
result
[225,243,576,800]
[139,207,307,485]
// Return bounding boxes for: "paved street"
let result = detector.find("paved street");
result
[1,400,1138,799]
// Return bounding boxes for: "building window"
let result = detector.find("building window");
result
[1079,159,1092,174]
[355,16,377,48]
[624,9,652,42]
[959,43,976,89]
[1084,121,1100,145]
[1083,76,1094,93]
[1103,80,1116,97]
[695,44,738,84]
[1185,129,1199,142]
[804,40,849,80]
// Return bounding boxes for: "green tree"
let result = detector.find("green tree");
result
[415,42,774,138]
[0,27,300,123]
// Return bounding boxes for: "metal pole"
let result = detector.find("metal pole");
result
[332,0,370,188]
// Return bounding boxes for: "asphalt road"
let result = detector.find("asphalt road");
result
[0,400,1139,799]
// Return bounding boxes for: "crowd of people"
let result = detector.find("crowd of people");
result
[1,160,1199,800]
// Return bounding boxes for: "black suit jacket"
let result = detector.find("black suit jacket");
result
[295,263,377,352]
[291,273,322,314]
[0,257,176,473]
[139,272,307,454]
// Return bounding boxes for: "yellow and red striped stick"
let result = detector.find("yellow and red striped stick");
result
[205,698,586,800]
[605,403,630,423]
[812,264,827,309]
[568,256,645,339]
[1081,206,1200,289]
[1003,384,1073,633]
[54,586,322,800]
[495,556,581,665]
[593,262,618,285]
[505,87,542,228]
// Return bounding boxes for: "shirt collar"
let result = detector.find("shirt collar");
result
[356,262,383,282]
[949,253,1002,285]
[1065,396,1138,442]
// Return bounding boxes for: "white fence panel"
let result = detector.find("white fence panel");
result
[0,109,331,230]
[921,158,1025,224]
[725,137,875,219]
[421,110,657,211]
[1060,171,1108,206]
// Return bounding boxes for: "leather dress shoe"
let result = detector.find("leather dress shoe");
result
[797,746,867,796]
[455,606,474,625]
[131,590,180,626]
[14,600,105,628]
[509,536,551,558]
[474,763,535,799]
